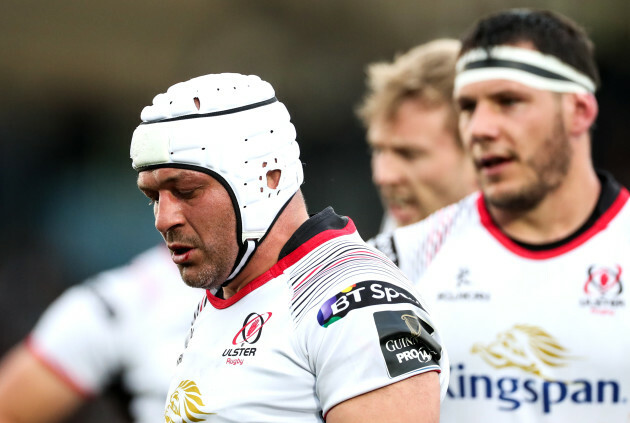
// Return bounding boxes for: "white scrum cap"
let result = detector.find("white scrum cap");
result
[131,73,304,280]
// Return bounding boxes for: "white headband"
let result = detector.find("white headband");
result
[454,46,596,95]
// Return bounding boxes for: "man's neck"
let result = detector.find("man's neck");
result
[489,164,601,245]
[222,192,309,299]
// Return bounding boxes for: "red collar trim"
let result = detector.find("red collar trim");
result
[206,218,357,309]
[477,188,629,260]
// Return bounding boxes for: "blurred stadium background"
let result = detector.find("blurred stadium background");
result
[1,1,628,420]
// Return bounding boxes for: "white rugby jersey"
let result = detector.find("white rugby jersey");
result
[164,208,448,423]
[371,172,630,422]
[28,245,204,423]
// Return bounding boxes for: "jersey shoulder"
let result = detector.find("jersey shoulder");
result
[286,232,421,327]
[370,193,479,272]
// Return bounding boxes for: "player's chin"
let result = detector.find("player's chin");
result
[481,184,509,205]
[483,183,539,211]
[179,267,207,289]
[389,205,421,227]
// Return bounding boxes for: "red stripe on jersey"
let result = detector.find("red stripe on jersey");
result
[24,335,95,399]
[291,251,384,301]
[477,188,629,260]
[292,265,323,300]
[206,218,357,309]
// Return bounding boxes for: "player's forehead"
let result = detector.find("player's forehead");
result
[367,101,439,148]
[456,78,538,100]
[367,124,423,152]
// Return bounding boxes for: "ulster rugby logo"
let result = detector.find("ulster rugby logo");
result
[232,312,272,345]
[222,312,272,365]
[584,265,622,296]
[580,265,624,311]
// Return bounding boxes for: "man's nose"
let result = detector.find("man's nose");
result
[372,151,405,187]
[154,193,185,235]
[463,102,500,145]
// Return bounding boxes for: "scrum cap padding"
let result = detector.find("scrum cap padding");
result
[130,73,304,245]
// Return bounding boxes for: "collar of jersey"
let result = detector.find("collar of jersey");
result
[477,176,629,259]
[206,209,357,308]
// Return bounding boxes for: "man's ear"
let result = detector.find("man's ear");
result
[266,169,282,190]
[565,92,598,137]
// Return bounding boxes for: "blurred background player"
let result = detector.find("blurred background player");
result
[371,8,630,421]
[0,245,203,423]
[356,39,477,233]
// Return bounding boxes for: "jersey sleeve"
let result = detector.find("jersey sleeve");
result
[302,276,449,415]
[27,279,124,396]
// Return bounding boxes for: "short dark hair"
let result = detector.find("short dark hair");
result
[460,9,600,89]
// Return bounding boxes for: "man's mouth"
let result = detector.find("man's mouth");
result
[388,197,412,208]
[474,152,518,177]
[478,155,512,169]
[381,194,420,226]
[168,244,194,264]
[382,191,416,209]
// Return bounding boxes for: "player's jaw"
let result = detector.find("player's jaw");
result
[380,188,421,227]
[173,245,233,290]
[163,231,229,290]
[475,122,572,212]
[461,136,527,211]
[479,158,547,211]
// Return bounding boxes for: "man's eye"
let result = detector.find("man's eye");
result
[141,191,158,206]
[457,99,476,113]
[396,149,422,161]
[176,189,197,199]
[498,96,521,107]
